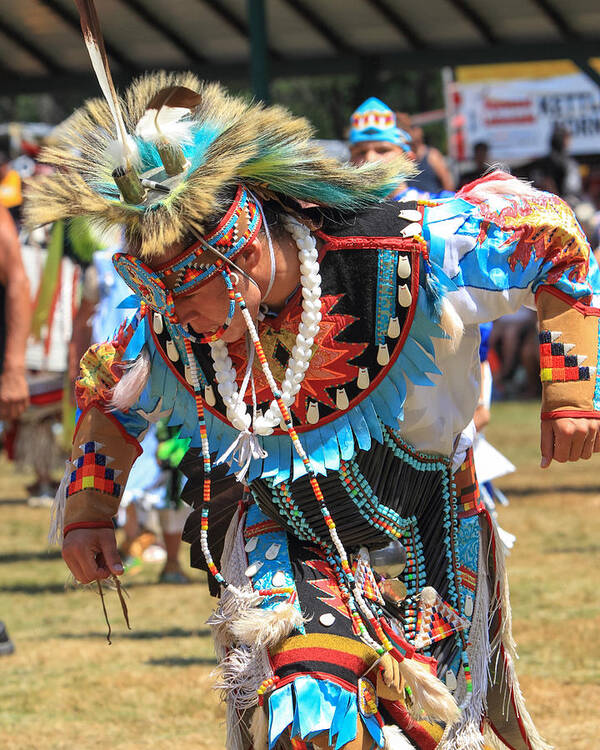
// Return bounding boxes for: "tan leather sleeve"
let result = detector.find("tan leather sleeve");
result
[537,288,600,419]
[63,405,142,530]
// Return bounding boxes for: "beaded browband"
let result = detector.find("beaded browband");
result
[113,185,262,321]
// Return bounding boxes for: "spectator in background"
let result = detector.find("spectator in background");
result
[349,98,453,201]
[403,118,454,195]
[530,124,582,202]
[0,203,30,658]
[0,136,23,227]
[0,204,30,420]
[458,141,491,188]
[348,96,412,199]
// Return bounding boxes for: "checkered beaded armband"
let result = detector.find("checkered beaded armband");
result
[536,287,600,419]
[67,441,122,499]
[63,406,142,533]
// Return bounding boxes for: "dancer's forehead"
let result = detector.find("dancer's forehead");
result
[130,236,217,273]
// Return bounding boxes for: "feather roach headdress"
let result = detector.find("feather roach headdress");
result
[25,3,413,259]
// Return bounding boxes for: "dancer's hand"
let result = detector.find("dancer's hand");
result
[0,367,29,420]
[540,417,600,468]
[62,527,124,584]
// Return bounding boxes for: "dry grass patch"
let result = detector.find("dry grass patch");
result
[1,400,599,748]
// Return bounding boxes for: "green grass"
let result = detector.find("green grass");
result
[1,400,599,749]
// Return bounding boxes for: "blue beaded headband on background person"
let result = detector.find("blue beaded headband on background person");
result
[349,96,412,152]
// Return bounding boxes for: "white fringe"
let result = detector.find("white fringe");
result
[488,516,553,750]
[460,170,544,203]
[209,509,277,746]
[483,723,511,750]
[383,725,415,749]
[439,531,491,750]
[48,461,71,545]
[399,657,460,725]
[109,349,151,412]
[214,643,273,711]
[230,603,305,649]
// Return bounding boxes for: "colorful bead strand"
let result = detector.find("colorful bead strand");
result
[182,335,227,588]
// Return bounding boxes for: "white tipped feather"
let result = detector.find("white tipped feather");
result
[104,136,140,171]
[399,657,460,725]
[76,0,134,166]
[383,725,416,749]
[109,349,150,412]
[136,107,195,145]
[229,603,305,649]
[250,706,269,750]
[84,41,130,157]
[461,170,543,203]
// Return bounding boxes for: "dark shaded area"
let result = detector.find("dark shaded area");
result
[0,498,27,506]
[0,578,203,595]
[0,549,62,563]
[501,484,600,497]
[146,655,216,667]
[60,626,211,640]
[0,582,67,594]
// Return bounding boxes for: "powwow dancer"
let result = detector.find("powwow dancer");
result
[26,4,600,748]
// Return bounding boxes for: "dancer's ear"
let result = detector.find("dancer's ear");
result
[240,236,263,275]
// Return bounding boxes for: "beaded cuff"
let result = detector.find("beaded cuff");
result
[536,287,600,419]
[63,407,142,529]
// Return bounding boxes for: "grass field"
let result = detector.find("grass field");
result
[1,400,599,749]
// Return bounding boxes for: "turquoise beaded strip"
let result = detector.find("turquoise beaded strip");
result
[375,248,397,345]
[593,317,600,411]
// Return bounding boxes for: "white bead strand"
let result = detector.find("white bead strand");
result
[210,215,322,437]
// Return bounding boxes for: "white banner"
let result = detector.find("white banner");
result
[451,73,600,162]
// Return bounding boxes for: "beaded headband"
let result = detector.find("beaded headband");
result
[156,185,261,296]
[349,97,411,152]
[113,185,262,320]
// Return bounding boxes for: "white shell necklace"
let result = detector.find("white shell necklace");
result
[209,215,322,437]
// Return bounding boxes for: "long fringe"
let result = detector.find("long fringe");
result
[483,723,511,750]
[48,461,71,545]
[383,725,415,749]
[208,509,277,748]
[439,532,491,749]
[250,705,269,750]
[487,514,553,750]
